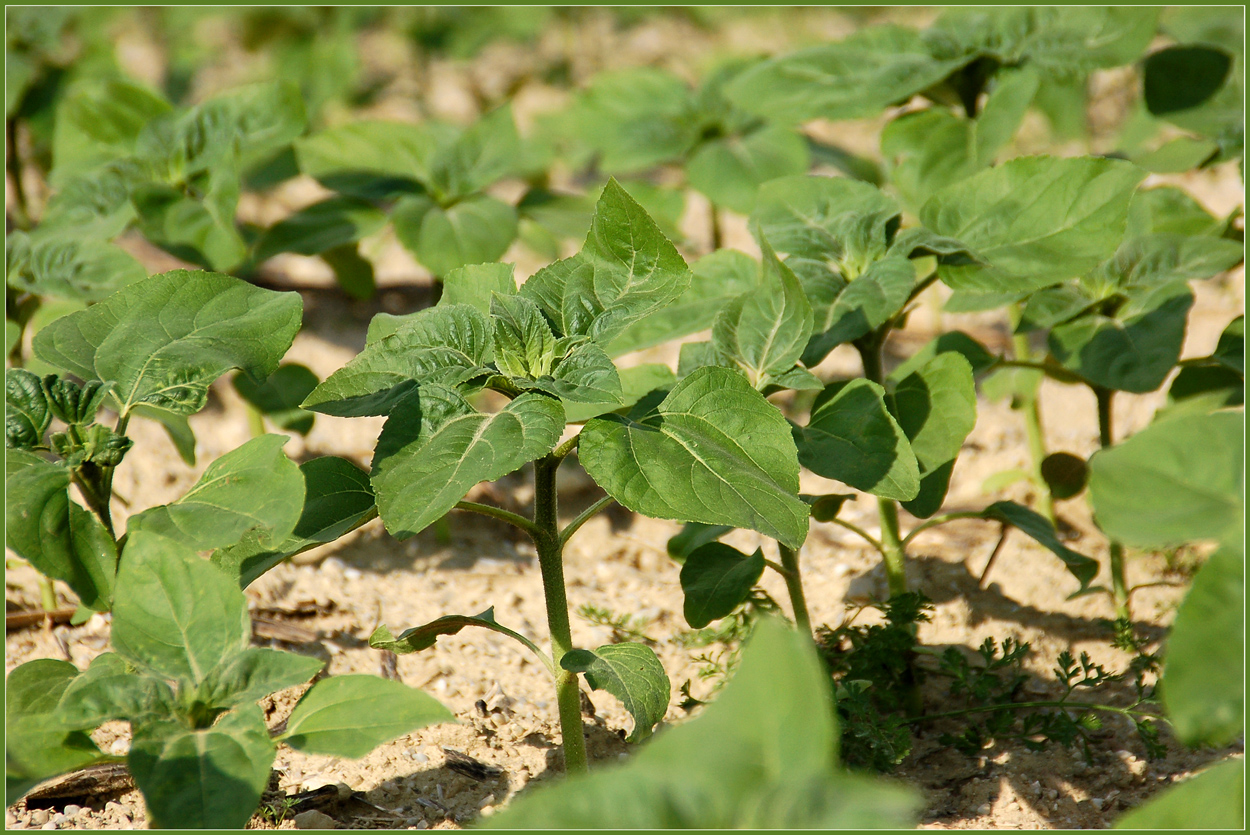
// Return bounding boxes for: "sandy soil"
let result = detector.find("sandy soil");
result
[6,8,1245,831]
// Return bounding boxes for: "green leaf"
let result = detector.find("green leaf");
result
[544,340,623,407]
[1144,46,1233,117]
[803,257,916,366]
[520,179,692,346]
[921,156,1147,296]
[56,653,176,729]
[111,531,250,685]
[794,379,920,502]
[978,501,1099,590]
[1049,282,1193,393]
[5,232,147,303]
[686,125,810,214]
[232,363,319,435]
[562,363,673,424]
[605,248,760,359]
[213,456,377,588]
[50,78,171,182]
[679,542,765,629]
[1039,453,1089,501]
[279,675,453,758]
[1114,758,1243,829]
[370,607,547,667]
[1160,543,1243,748]
[304,304,492,417]
[886,331,996,382]
[131,405,197,466]
[195,648,325,712]
[295,120,451,195]
[5,368,50,449]
[725,25,972,123]
[666,522,734,564]
[6,659,109,807]
[581,367,810,548]
[888,353,977,518]
[393,194,518,278]
[1087,411,1244,549]
[371,386,564,539]
[1213,315,1244,376]
[428,105,520,200]
[1159,364,1244,422]
[1126,186,1229,238]
[128,434,304,552]
[321,243,377,301]
[561,643,669,742]
[711,237,812,387]
[4,456,116,611]
[32,270,302,417]
[253,197,387,262]
[438,262,516,317]
[1132,136,1221,173]
[485,618,920,829]
[491,293,557,379]
[131,181,248,273]
[572,68,697,173]
[128,704,275,830]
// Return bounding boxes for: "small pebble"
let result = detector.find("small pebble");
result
[1047,789,1059,800]
[415,821,429,830]
[1091,798,1105,811]
[413,752,429,763]
[51,815,67,826]
[62,806,81,818]
[6,812,18,826]
[294,810,340,829]
[30,810,49,826]
[976,803,991,816]
[343,567,362,581]
[41,822,56,831]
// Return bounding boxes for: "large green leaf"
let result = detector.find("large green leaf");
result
[253,197,387,262]
[484,618,921,829]
[1087,411,1244,549]
[711,239,813,388]
[687,125,810,214]
[111,531,251,685]
[392,194,518,278]
[803,257,916,365]
[562,363,677,424]
[6,659,110,807]
[605,248,760,359]
[32,270,302,417]
[195,647,325,712]
[437,262,517,318]
[1114,758,1243,830]
[370,386,564,539]
[428,105,520,200]
[128,705,275,830]
[1161,544,1243,748]
[794,379,920,502]
[56,653,177,729]
[295,120,452,194]
[128,434,304,552]
[213,456,377,588]
[1048,281,1193,393]
[279,675,453,758]
[725,25,972,123]
[888,353,977,517]
[303,304,493,417]
[921,156,1147,296]
[4,456,116,611]
[5,368,50,449]
[561,643,670,743]
[679,542,766,629]
[571,68,697,173]
[50,78,171,182]
[978,501,1099,590]
[520,179,692,346]
[130,179,248,273]
[581,367,810,548]
[5,231,147,303]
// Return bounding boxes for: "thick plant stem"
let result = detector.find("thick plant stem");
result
[532,455,589,775]
[1009,305,1054,523]
[878,497,908,597]
[1094,386,1131,621]
[776,543,812,636]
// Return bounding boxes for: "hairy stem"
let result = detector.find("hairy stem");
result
[776,543,812,636]
[454,500,541,539]
[878,498,908,597]
[558,495,615,549]
[1010,305,1053,523]
[533,454,589,775]
[1094,386,1131,621]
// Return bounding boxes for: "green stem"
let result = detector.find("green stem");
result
[900,511,985,549]
[709,203,723,252]
[1093,385,1131,621]
[454,500,541,540]
[776,543,812,636]
[552,433,580,460]
[533,454,589,775]
[558,495,615,549]
[878,497,908,597]
[39,575,56,613]
[827,517,885,554]
[1010,304,1054,524]
[245,403,266,438]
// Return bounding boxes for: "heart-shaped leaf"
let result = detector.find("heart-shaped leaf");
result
[581,367,809,548]
[686,124,810,214]
[561,643,669,742]
[794,379,920,502]
[680,542,766,629]
[279,675,453,758]
[32,270,302,417]
[393,194,518,278]
[371,386,564,539]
